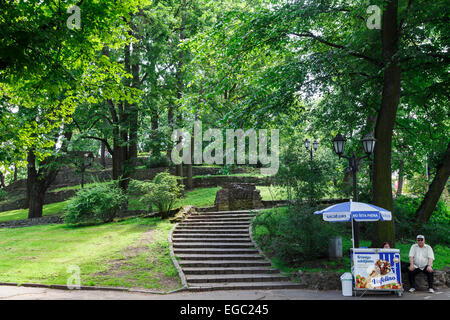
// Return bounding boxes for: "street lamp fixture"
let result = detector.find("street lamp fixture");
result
[362,134,376,155]
[305,138,319,160]
[313,140,319,152]
[332,133,346,157]
[332,132,376,248]
[305,138,319,202]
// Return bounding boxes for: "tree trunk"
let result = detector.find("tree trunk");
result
[186,135,194,189]
[151,107,160,156]
[128,58,140,165]
[26,148,64,219]
[101,140,107,168]
[396,160,405,197]
[0,171,5,189]
[28,180,45,219]
[415,142,450,225]
[372,0,401,247]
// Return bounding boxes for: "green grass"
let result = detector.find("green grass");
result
[257,186,287,201]
[175,187,222,208]
[0,200,70,223]
[0,217,181,291]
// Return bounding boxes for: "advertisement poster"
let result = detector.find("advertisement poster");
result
[351,249,402,290]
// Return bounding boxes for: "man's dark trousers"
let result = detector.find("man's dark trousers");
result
[408,266,434,289]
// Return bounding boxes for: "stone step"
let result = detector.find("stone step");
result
[173,233,250,239]
[178,221,251,226]
[172,237,251,243]
[174,248,258,255]
[188,214,255,219]
[188,282,303,291]
[178,260,272,268]
[186,273,289,284]
[177,223,249,230]
[175,254,264,261]
[173,229,249,234]
[197,210,258,215]
[182,266,278,275]
[173,242,254,249]
[185,217,252,223]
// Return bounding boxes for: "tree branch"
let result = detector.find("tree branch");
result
[82,136,113,155]
[289,32,383,67]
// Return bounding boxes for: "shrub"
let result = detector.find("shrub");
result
[145,155,170,169]
[252,205,339,265]
[64,183,127,225]
[141,172,184,218]
[271,205,338,264]
[394,195,450,245]
[276,139,345,203]
[253,225,270,248]
[0,189,7,201]
[128,179,153,197]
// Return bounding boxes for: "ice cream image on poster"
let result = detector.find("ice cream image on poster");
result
[366,259,397,288]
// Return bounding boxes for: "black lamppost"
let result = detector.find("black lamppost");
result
[332,133,376,248]
[80,152,94,188]
[304,139,319,161]
[305,139,319,202]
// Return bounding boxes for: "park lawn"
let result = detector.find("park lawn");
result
[0,200,70,223]
[257,186,287,201]
[0,217,182,291]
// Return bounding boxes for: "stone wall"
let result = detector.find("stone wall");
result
[1,166,264,213]
[192,176,271,188]
[0,215,64,229]
[0,209,155,229]
[0,189,77,212]
[214,183,264,211]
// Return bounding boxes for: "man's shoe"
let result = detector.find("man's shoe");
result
[409,288,416,293]
[428,288,435,293]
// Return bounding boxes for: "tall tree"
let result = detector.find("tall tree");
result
[187,0,449,245]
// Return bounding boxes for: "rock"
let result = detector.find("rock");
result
[169,205,196,223]
[398,268,449,290]
[214,183,263,211]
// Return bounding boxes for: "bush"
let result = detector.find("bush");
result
[275,139,345,203]
[253,205,340,265]
[64,183,127,225]
[128,179,153,197]
[141,172,184,218]
[253,225,270,248]
[394,195,449,245]
[145,155,170,169]
[0,189,7,201]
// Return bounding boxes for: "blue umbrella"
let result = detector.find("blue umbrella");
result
[314,200,392,248]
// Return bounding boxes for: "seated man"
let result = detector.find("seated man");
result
[408,235,435,293]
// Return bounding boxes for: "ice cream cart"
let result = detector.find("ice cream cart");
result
[351,248,403,296]
[315,200,404,297]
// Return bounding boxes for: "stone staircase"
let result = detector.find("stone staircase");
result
[172,209,302,291]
